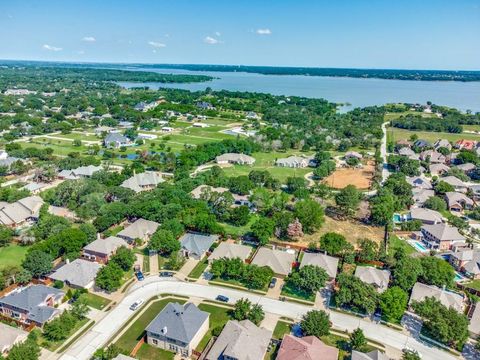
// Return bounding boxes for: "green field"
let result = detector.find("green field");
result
[196,303,232,352]
[388,235,416,256]
[280,283,316,302]
[81,292,111,310]
[0,244,31,270]
[272,321,292,339]
[135,343,174,360]
[388,127,480,143]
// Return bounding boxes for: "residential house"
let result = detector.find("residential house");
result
[196,101,215,110]
[398,147,419,160]
[351,350,389,360]
[0,150,8,160]
[180,232,218,260]
[134,100,160,112]
[120,171,164,193]
[420,223,466,250]
[112,355,136,360]
[58,165,103,180]
[445,192,474,212]
[396,140,412,148]
[145,302,209,357]
[412,188,435,207]
[4,89,36,96]
[215,153,255,165]
[208,242,252,264]
[246,111,260,120]
[0,323,28,355]
[434,139,452,151]
[118,121,134,129]
[48,259,102,289]
[0,156,23,172]
[0,285,64,327]
[470,185,480,201]
[94,126,114,135]
[409,208,443,224]
[83,236,129,264]
[440,176,468,192]
[0,195,44,228]
[468,304,480,338]
[251,248,295,277]
[190,185,229,200]
[406,176,432,190]
[419,150,446,164]
[456,163,476,174]
[345,151,363,160]
[205,320,271,360]
[409,282,465,313]
[414,139,431,149]
[161,126,174,133]
[117,218,160,243]
[277,335,339,360]
[300,252,339,280]
[455,139,476,150]
[276,155,314,168]
[137,133,158,140]
[104,133,131,148]
[449,249,480,279]
[429,163,450,176]
[354,266,390,293]
[21,182,48,194]
[193,122,209,128]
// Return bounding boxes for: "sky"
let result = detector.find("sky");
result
[1,0,479,70]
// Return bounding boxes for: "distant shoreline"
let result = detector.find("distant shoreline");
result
[1,59,479,82]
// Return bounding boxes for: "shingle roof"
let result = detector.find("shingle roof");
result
[0,195,44,226]
[412,188,435,205]
[300,252,339,279]
[146,302,209,344]
[468,304,480,336]
[205,320,272,360]
[409,208,443,224]
[180,232,218,257]
[216,153,255,164]
[251,248,295,276]
[277,335,339,360]
[445,192,474,208]
[117,219,160,240]
[120,171,164,192]
[105,132,129,145]
[429,163,450,175]
[83,236,128,256]
[49,259,102,288]
[421,223,465,242]
[351,350,389,360]
[276,155,313,167]
[406,176,432,190]
[208,242,252,262]
[456,163,476,172]
[0,285,64,324]
[354,266,390,293]
[440,176,466,188]
[409,282,464,313]
[0,323,28,353]
[190,185,229,200]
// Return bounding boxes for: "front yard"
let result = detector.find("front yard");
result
[81,292,111,310]
[188,257,209,279]
[196,303,232,352]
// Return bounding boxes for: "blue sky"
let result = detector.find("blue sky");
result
[1,0,479,70]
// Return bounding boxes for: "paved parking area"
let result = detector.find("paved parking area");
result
[266,277,284,299]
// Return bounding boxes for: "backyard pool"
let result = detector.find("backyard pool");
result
[393,214,402,223]
[408,240,428,252]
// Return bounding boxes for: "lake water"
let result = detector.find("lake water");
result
[118,68,480,112]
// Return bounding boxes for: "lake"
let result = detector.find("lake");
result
[118,68,480,113]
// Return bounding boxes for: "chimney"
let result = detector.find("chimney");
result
[66,258,70,264]
[97,233,101,240]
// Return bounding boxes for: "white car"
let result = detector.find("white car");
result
[129,299,144,311]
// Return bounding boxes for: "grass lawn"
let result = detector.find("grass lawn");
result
[280,283,315,302]
[465,279,480,291]
[320,333,351,360]
[104,225,124,237]
[388,235,416,256]
[188,257,209,279]
[387,127,480,143]
[196,303,232,352]
[220,214,258,237]
[39,318,89,351]
[0,244,31,270]
[115,299,186,353]
[135,343,174,360]
[81,292,111,310]
[272,321,292,339]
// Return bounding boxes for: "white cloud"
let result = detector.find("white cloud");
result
[81,36,96,42]
[148,41,166,48]
[204,36,220,45]
[42,44,62,51]
[215,31,221,37]
[256,28,272,35]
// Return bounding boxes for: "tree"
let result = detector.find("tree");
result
[111,247,135,271]
[250,217,274,245]
[419,256,455,288]
[243,265,273,289]
[71,296,89,319]
[336,273,378,314]
[424,196,447,211]
[6,339,40,360]
[43,311,77,341]
[164,251,184,270]
[286,177,307,194]
[232,298,252,321]
[248,304,265,325]
[286,265,328,294]
[16,269,32,284]
[286,218,304,239]
[379,286,408,323]
[335,185,362,218]
[294,199,324,234]
[0,225,13,247]
[149,230,180,255]
[228,205,251,226]
[22,250,52,277]
[434,181,454,195]
[393,257,422,291]
[357,239,379,262]
[300,310,331,337]
[92,344,122,360]
[370,188,396,226]
[402,349,422,360]
[350,328,367,350]
[319,232,353,257]
[95,262,123,292]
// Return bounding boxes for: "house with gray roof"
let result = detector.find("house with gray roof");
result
[146,302,209,357]
[58,165,103,180]
[48,259,102,289]
[0,195,44,228]
[409,282,465,313]
[354,266,390,293]
[117,218,160,243]
[0,285,64,326]
[398,147,419,160]
[208,242,252,264]
[345,151,363,160]
[276,155,314,168]
[180,232,218,260]
[300,252,339,280]
[420,150,446,163]
[83,236,129,264]
[216,153,255,165]
[205,320,272,360]
[412,188,435,207]
[0,323,28,354]
[251,247,295,277]
[456,163,476,174]
[440,176,468,192]
[0,156,23,172]
[420,223,466,251]
[409,208,443,225]
[450,249,480,280]
[429,163,450,176]
[445,192,474,212]
[104,132,131,148]
[190,185,229,200]
[112,355,136,360]
[406,176,432,190]
[351,350,389,360]
[433,139,452,151]
[468,303,480,338]
[120,171,165,193]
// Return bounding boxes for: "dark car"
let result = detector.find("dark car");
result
[269,277,277,288]
[159,271,175,277]
[135,271,144,281]
[216,295,229,302]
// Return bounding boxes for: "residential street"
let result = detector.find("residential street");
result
[59,276,457,360]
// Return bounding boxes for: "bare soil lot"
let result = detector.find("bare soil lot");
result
[323,162,374,190]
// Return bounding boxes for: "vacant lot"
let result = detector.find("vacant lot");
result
[323,162,374,190]
[388,127,480,143]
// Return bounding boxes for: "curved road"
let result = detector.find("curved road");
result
[60,276,455,360]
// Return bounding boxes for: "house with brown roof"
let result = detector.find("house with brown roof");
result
[300,252,339,280]
[208,242,252,264]
[83,236,129,264]
[277,335,339,360]
[354,266,390,293]
[251,247,295,277]
[449,249,480,279]
[0,323,28,355]
[440,176,468,192]
[117,218,160,243]
[419,150,446,164]
[0,196,44,228]
[445,192,474,212]
[429,163,450,176]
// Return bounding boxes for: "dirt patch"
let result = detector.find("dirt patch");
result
[323,162,375,190]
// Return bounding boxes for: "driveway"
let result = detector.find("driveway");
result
[59,276,458,360]
[266,277,283,299]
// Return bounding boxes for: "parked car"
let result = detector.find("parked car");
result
[159,271,174,277]
[135,271,144,281]
[216,295,229,302]
[130,299,144,311]
[269,277,277,288]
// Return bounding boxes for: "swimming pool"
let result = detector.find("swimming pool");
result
[408,240,428,252]
[454,272,466,282]
[393,214,402,223]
